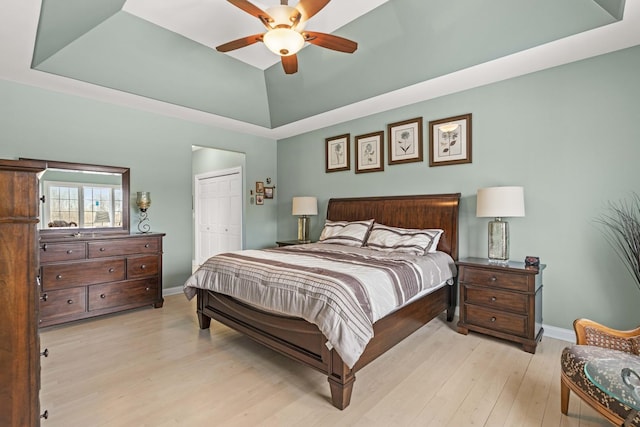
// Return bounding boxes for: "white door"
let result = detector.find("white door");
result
[195,167,242,267]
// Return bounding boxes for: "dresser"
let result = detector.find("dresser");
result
[39,233,165,327]
[0,159,47,426]
[456,257,545,353]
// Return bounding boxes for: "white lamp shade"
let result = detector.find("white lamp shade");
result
[476,186,525,218]
[292,197,318,216]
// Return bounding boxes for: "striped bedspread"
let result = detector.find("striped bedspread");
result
[183,243,456,368]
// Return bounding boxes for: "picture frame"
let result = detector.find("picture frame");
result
[355,131,384,173]
[387,117,423,165]
[256,181,264,194]
[325,133,350,172]
[256,194,264,205]
[428,113,472,167]
[264,187,274,199]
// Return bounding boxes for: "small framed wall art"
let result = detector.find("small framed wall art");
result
[264,187,274,199]
[355,131,384,173]
[325,133,350,172]
[428,113,472,166]
[387,117,423,165]
[256,194,264,205]
[256,181,265,194]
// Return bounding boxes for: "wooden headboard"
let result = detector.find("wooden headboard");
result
[326,193,461,260]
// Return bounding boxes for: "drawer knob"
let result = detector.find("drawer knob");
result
[145,287,150,291]
[109,268,115,273]
[42,243,48,251]
[41,410,49,420]
[145,243,150,248]
[67,249,73,254]
[100,294,106,299]
[491,296,497,302]
[56,274,63,280]
[67,299,73,304]
[489,276,497,282]
[40,293,48,302]
[41,348,49,357]
[100,247,106,252]
[140,264,146,270]
[490,317,496,322]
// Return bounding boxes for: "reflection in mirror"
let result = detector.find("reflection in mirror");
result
[21,159,130,236]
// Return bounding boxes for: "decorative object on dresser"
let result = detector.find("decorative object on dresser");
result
[39,233,165,327]
[457,257,544,353]
[476,186,525,264]
[0,159,48,426]
[292,196,318,243]
[136,191,152,233]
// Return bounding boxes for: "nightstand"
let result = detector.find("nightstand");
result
[456,257,545,353]
[276,240,310,247]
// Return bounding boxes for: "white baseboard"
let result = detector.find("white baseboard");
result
[163,285,184,296]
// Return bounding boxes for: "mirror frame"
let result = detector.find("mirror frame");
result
[22,158,130,236]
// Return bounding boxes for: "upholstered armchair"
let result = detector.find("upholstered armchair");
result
[561,318,640,425]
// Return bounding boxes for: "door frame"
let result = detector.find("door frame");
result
[194,166,243,269]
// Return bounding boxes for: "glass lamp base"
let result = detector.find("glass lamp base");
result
[487,218,509,263]
[297,216,311,243]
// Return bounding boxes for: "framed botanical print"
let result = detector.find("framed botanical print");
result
[428,113,472,166]
[264,187,274,199]
[388,117,423,165]
[355,131,384,173]
[325,134,350,172]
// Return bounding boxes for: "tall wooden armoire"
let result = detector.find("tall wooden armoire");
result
[0,159,46,426]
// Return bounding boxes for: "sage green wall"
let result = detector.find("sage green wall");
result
[0,80,277,288]
[276,45,640,331]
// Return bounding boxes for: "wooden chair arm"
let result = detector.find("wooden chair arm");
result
[574,318,640,353]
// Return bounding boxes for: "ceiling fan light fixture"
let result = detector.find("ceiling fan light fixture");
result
[263,28,304,56]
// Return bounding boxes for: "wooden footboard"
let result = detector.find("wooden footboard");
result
[197,281,455,409]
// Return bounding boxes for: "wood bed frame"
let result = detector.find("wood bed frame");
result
[196,193,460,409]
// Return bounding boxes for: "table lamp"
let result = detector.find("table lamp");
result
[292,196,317,243]
[476,186,525,263]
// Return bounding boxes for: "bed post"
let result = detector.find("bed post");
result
[196,289,212,329]
[327,351,356,410]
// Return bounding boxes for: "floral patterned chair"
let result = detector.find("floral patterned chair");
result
[561,318,640,425]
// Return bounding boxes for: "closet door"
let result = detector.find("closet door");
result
[195,167,242,267]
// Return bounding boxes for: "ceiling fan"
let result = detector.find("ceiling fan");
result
[216,0,358,74]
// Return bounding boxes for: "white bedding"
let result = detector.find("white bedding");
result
[183,243,456,368]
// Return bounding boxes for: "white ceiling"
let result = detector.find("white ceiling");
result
[2,1,640,140]
[122,0,389,69]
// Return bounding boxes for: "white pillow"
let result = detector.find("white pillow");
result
[366,223,443,255]
[318,219,374,247]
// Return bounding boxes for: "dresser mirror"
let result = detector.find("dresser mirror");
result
[22,159,130,236]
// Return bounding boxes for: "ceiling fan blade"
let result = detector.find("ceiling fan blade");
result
[303,31,357,53]
[227,0,273,26]
[281,55,298,74]
[296,0,330,22]
[216,33,264,52]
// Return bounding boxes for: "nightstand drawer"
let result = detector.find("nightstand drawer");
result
[461,268,528,291]
[464,286,528,314]
[464,305,527,337]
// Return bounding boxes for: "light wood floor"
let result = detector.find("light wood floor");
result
[40,294,610,427]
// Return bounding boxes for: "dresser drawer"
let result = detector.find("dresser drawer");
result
[461,267,529,291]
[40,287,87,320]
[41,258,126,290]
[40,242,86,263]
[463,304,527,337]
[127,255,159,279]
[88,278,158,311]
[88,238,159,258]
[464,286,528,314]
